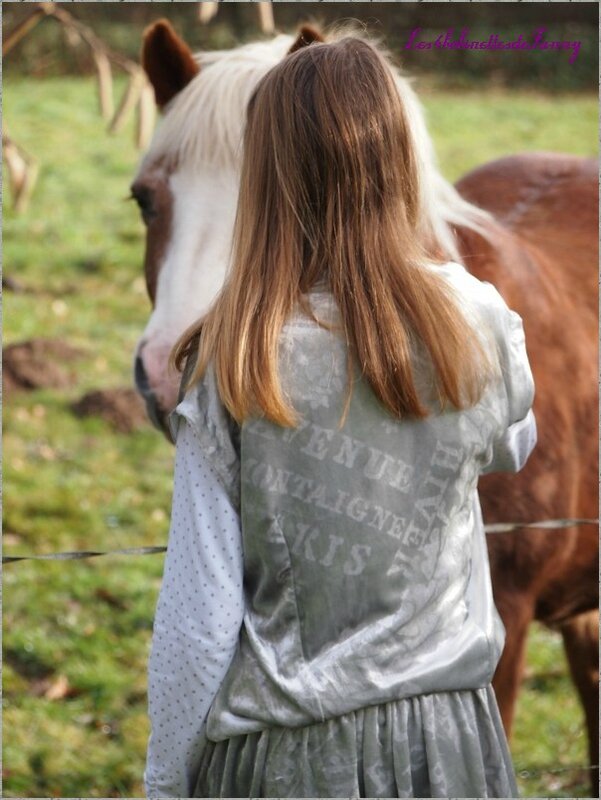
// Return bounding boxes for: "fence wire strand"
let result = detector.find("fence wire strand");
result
[3,545,167,564]
[3,518,598,564]
[516,762,599,779]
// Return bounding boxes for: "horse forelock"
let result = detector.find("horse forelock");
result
[143,35,294,174]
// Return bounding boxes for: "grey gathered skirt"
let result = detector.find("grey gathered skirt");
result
[193,685,518,798]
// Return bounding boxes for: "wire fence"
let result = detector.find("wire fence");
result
[3,517,598,564]
[515,762,598,780]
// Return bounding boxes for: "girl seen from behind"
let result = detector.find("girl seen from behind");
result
[144,33,536,799]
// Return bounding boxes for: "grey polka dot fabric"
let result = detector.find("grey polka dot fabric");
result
[144,418,244,798]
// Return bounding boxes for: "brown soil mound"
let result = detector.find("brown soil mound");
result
[70,387,149,433]
[3,338,85,395]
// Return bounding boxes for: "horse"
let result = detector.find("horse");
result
[131,20,599,792]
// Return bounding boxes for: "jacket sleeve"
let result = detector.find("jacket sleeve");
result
[144,375,244,798]
[480,287,537,475]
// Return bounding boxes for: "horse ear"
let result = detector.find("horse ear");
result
[288,24,325,55]
[142,19,200,110]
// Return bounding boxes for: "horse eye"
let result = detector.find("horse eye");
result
[130,186,157,225]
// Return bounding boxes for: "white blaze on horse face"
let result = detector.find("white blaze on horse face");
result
[133,34,294,419]
[136,165,238,412]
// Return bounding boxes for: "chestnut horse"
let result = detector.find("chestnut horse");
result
[132,21,599,792]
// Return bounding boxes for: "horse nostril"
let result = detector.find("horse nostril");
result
[134,354,150,393]
[134,353,167,433]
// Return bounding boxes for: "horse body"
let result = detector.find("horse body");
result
[455,153,599,784]
[132,21,598,791]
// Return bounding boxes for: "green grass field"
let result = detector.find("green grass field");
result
[3,76,597,798]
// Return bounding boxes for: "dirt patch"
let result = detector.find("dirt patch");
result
[2,276,78,295]
[3,338,85,395]
[70,387,149,433]
[2,276,27,293]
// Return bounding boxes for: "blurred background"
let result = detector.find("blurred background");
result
[3,3,598,797]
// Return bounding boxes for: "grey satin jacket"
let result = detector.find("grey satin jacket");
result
[168,260,536,743]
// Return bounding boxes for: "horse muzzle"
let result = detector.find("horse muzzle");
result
[134,347,177,444]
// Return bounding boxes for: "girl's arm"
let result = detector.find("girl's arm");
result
[144,417,244,798]
[482,293,537,475]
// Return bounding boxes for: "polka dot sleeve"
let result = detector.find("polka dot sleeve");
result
[144,418,244,799]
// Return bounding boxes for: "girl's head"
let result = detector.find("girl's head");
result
[173,34,492,426]
[240,36,425,289]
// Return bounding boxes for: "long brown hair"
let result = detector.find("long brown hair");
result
[171,35,492,426]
